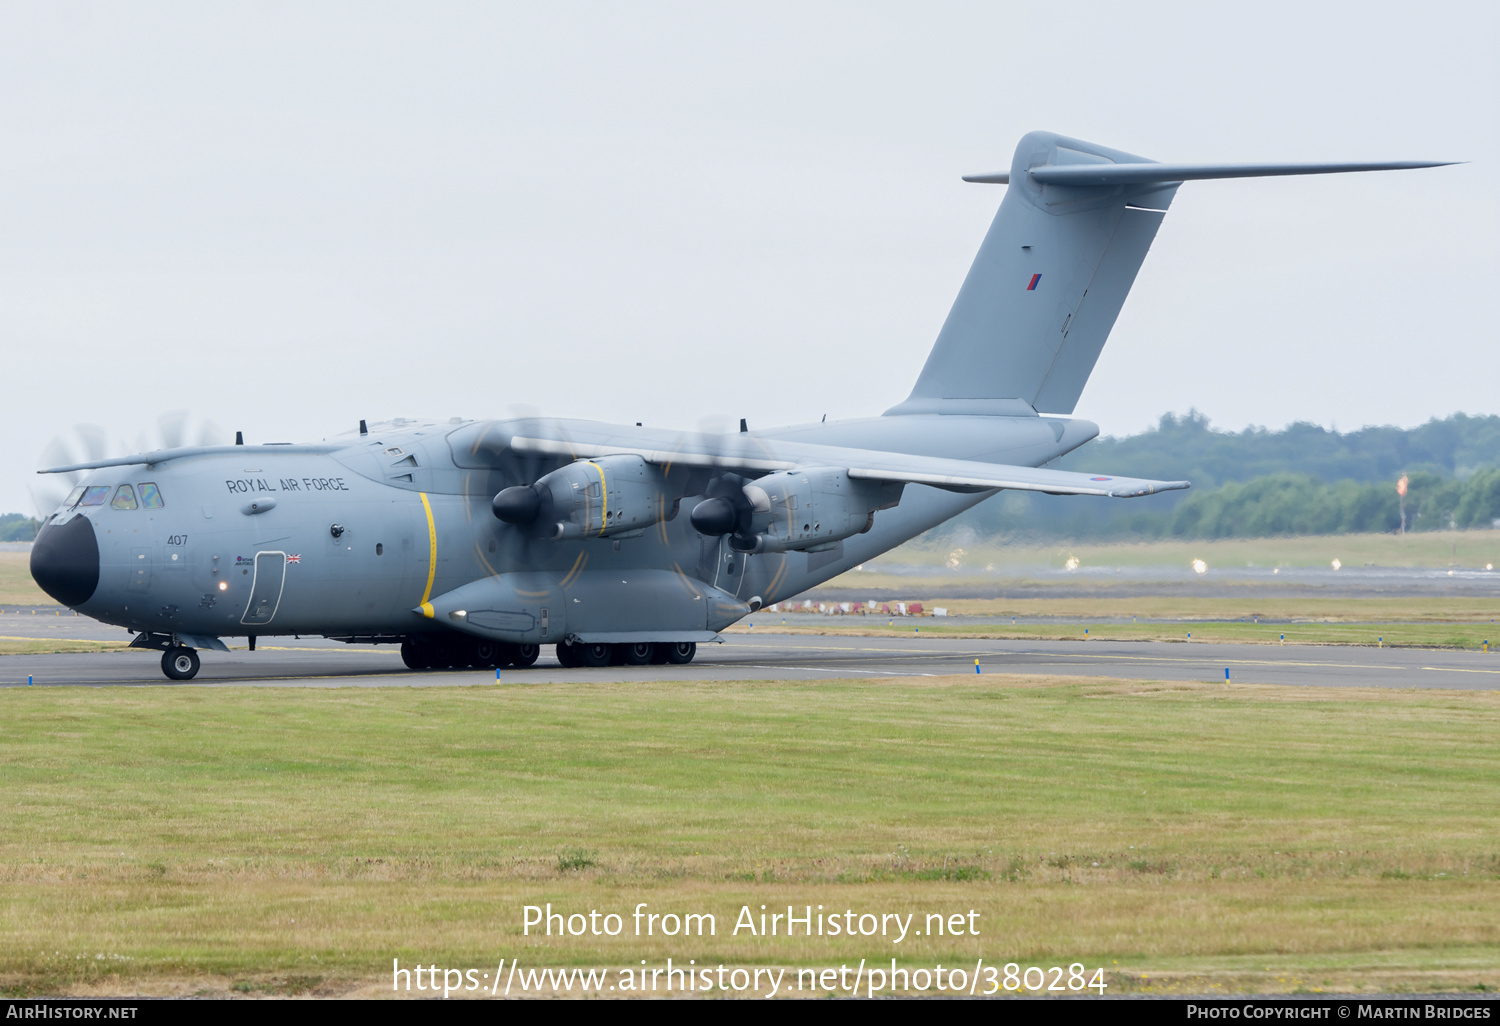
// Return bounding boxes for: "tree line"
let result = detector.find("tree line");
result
[1166,470,1500,539]
[955,411,1500,540]
[0,514,39,542]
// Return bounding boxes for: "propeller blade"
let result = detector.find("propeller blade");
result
[157,412,188,450]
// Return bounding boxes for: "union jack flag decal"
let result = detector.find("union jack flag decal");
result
[285,554,301,564]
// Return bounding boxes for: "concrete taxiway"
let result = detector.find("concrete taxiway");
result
[2,616,1499,690]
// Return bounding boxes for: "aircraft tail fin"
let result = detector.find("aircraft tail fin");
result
[888,131,1455,417]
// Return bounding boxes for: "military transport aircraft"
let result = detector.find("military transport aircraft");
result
[30,132,1452,679]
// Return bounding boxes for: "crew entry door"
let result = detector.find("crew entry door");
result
[240,551,287,626]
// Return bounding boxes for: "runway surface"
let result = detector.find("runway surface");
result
[3,610,1499,690]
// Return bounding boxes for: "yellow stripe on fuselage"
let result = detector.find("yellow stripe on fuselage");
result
[419,491,437,617]
[590,460,608,536]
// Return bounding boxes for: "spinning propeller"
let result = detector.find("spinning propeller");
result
[30,413,224,518]
[688,472,761,551]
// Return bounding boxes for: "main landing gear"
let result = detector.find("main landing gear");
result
[161,647,201,681]
[399,636,698,671]
[400,635,540,671]
[554,640,696,667]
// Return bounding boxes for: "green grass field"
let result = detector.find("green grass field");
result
[0,553,43,605]
[1,677,1495,997]
[0,637,132,656]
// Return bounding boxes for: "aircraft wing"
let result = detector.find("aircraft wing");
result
[510,435,1187,498]
[842,460,1187,498]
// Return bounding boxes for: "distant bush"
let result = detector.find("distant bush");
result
[0,514,38,542]
[946,411,1500,541]
[556,847,597,872]
[1168,475,1399,539]
[960,470,1500,542]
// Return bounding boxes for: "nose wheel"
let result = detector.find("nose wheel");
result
[161,647,201,681]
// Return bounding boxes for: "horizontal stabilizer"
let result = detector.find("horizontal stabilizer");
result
[1028,159,1458,186]
[963,160,1457,187]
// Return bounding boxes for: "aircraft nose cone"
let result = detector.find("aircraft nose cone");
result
[30,514,100,607]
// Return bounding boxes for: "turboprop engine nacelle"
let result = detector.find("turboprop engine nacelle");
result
[493,454,677,540]
[691,467,903,553]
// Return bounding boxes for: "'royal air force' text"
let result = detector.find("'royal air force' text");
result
[224,477,349,494]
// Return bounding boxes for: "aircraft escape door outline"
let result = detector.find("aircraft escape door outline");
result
[241,551,287,626]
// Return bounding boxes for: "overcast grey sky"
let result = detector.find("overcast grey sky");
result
[3,1,1496,515]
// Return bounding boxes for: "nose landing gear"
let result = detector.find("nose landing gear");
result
[161,647,201,681]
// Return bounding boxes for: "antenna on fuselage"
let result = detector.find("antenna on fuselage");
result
[235,431,243,446]
[359,419,368,435]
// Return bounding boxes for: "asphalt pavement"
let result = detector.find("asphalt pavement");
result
[2,610,1497,690]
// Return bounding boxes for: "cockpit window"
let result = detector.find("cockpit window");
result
[78,485,111,507]
[62,486,86,509]
[111,484,139,510]
[138,482,164,509]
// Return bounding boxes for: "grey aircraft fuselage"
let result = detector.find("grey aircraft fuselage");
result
[37,412,1094,647]
[30,131,1452,677]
